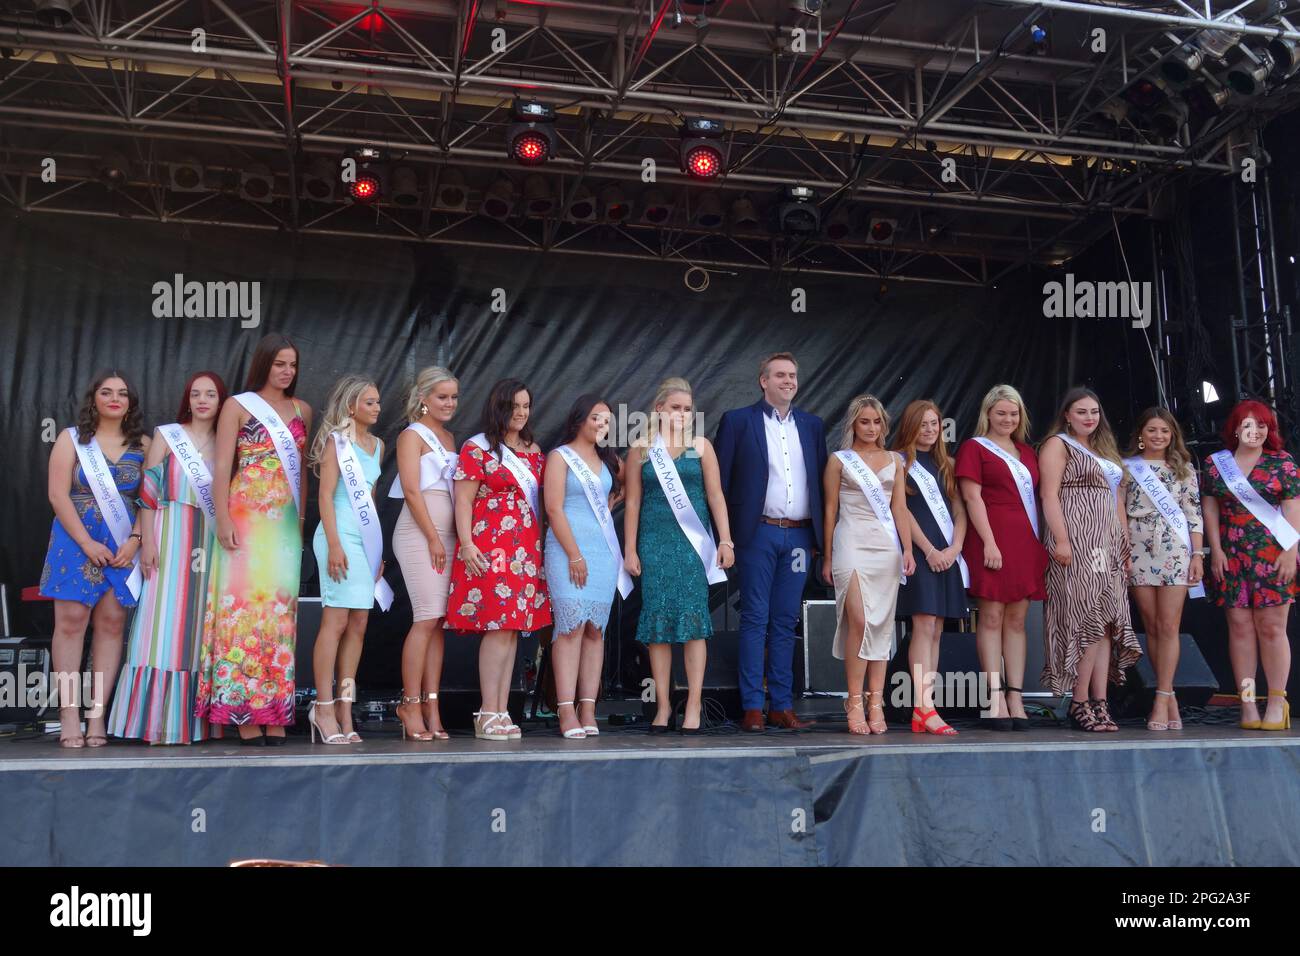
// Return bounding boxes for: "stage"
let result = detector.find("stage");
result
[4,715,1298,867]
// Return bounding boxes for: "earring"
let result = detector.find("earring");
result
[420,403,428,416]
[1138,439,1145,450]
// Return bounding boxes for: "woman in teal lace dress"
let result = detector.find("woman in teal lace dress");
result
[623,378,734,733]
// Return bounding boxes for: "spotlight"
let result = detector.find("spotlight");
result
[34,0,78,27]
[789,0,823,13]
[774,184,819,236]
[1148,99,1188,140]
[434,167,468,211]
[680,117,727,179]
[824,205,852,241]
[1121,76,1167,110]
[639,188,674,226]
[1198,15,1244,62]
[1268,37,1300,81]
[600,185,629,222]
[97,151,131,190]
[1225,47,1274,97]
[167,157,205,192]
[523,174,555,216]
[1160,46,1205,88]
[1184,83,1230,120]
[567,184,596,222]
[349,172,381,203]
[693,192,724,228]
[507,99,556,166]
[481,176,516,219]
[240,162,275,203]
[390,165,420,207]
[866,216,897,244]
[730,196,759,229]
[1202,381,1221,404]
[301,156,335,201]
[1029,24,1048,56]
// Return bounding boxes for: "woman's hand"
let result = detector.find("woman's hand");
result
[83,541,116,568]
[1273,549,1297,587]
[140,537,159,579]
[217,516,238,551]
[375,559,386,584]
[568,553,588,588]
[109,537,140,569]
[427,536,447,575]
[901,551,916,577]
[327,542,349,582]
[821,554,834,587]
[925,547,947,573]
[1052,539,1072,567]
[624,549,641,577]
[1188,552,1204,585]
[983,541,1003,570]
[717,541,734,570]
[460,542,488,577]
[1210,548,1227,584]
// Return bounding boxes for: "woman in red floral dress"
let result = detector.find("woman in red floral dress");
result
[447,378,551,740]
[1202,400,1300,731]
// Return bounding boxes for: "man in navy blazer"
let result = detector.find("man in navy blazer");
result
[714,353,827,730]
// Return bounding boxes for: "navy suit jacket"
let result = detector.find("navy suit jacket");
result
[714,399,828,551]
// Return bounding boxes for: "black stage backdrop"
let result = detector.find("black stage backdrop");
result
[3,213,1153,648]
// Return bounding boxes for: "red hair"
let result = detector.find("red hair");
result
[1221,399,1285,452]
[176,370,230,424]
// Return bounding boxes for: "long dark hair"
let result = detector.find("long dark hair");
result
[557,393,622,496]
[1124,406,1193,480]
[482,378,534,459]
[244,332,300,396]
[176,370,230,424]
[76,370,145,447]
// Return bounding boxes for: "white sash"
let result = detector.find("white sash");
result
[68,427,142,600]
[835,450,906,585]
[232,391,302,515]
[333,433,394,612]
[973,437,1040,537]
[1058,433,1124,498]
[557,445,633,599]
[906,458,969,587]
[468,432,540,520]
[1125,457,1205,598]
[647,435,727,584]
[387,423,455,498]
[157,423,216,525]
[1210,450,1300,552]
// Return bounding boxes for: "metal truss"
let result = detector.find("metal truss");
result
[1228,166,1292,407]
[2,0,1300,287]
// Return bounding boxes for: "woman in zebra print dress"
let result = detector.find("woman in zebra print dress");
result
[1039,388,1140,732]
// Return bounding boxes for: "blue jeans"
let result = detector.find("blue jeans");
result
[736,523,814,711]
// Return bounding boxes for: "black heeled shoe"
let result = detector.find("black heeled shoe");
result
[263,733,288,747]
[986,683,1012,731]
[648,715,676,734]
[239,734,265,747]
[1004,684,1030,731]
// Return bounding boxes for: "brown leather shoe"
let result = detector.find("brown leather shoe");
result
[741,709,766,732]
[767,709,814,730]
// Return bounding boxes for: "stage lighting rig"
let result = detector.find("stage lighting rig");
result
[600,185,629,222]
[680,118,727,179]
[866,216,897,245]
[481,176,516,220]
[789,0,824,14]
[507,100,557,166]
[34,0,78,27]
[240,163,275,203]
[1225,46,1275,97]
[301,156,335,201]
[346,146,384,203]
[731,196,759,229]
[1269,37,1300,80]
[434,168,468,211]
[167,158,205,193]
[97,151,131,190]
[774,185,819,236]
[1029,24,1048,56]
[1159,45,1205,89]
[693,192,724,228]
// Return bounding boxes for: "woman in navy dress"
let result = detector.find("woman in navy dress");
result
[543,395,624,739]
[41,371,151,747]
[892,400,968,735]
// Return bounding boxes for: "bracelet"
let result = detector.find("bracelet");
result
[925,547,936,559]
[128,533,142,541]
[570,557,585,564]
[718,541,734,548]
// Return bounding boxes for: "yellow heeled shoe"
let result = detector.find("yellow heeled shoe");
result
[1259,689,1291,732]
[1237,687,1262,730]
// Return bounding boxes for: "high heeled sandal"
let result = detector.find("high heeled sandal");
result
[843,694,870,735]
[337,693,361,743]
[1090,698,1119,732]
[308,698,348,745]
[421,692,450,740]
[556,701,587,739]
[1148,690,1174,731]
[397,694,434,741]
[472,710,513,741]
[1067,698,1105,732]
[499,710,522,740]
[1260,689,1291,731]
[578,697,599,736]
[1237,685,1262,730]
[1003,684,1030,731]
[985,680,1012,731]
[911,707,958,736]
[865,690,887,734]
[57,706,85,749]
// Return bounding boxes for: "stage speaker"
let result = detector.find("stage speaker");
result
[0,636,52,725]
[1117,632,1218,715]
[670,629,740,691]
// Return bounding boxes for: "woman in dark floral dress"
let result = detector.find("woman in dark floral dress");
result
[447,379,551,740]
[1202,400,1300,732]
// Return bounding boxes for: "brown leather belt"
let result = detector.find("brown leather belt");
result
[760,516,812,528]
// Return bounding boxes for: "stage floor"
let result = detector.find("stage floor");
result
[4,719,1299,867]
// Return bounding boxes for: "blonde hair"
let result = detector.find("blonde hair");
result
[310,374,379,474]
[405,365,457,423]
[839,394,890,451]
[641,377,694,461]
[974,384,1031,445]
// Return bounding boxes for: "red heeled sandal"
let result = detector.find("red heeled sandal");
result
[911,707,958,736]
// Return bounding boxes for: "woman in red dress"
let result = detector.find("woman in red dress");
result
[447,378,551,740]
[955,384,1048,730]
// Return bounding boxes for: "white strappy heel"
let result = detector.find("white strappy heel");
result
[557,701,587,739]
[308,699,348,745]
[578,697,599,736]
[338,692,361,743]
[472,710,513,741]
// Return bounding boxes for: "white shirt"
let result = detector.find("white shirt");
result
[762,403,810,520]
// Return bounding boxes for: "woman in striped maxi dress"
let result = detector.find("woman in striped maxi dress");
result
[1039,387,1140,732]
[109,373,227,744]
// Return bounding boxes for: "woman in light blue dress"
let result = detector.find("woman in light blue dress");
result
[543,395,624,739]
[309,376,385,744]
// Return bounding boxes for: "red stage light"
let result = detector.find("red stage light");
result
[869,219,894,242]
[350,174,380,202]
[685,144,723,179]
[511,132,550,165]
